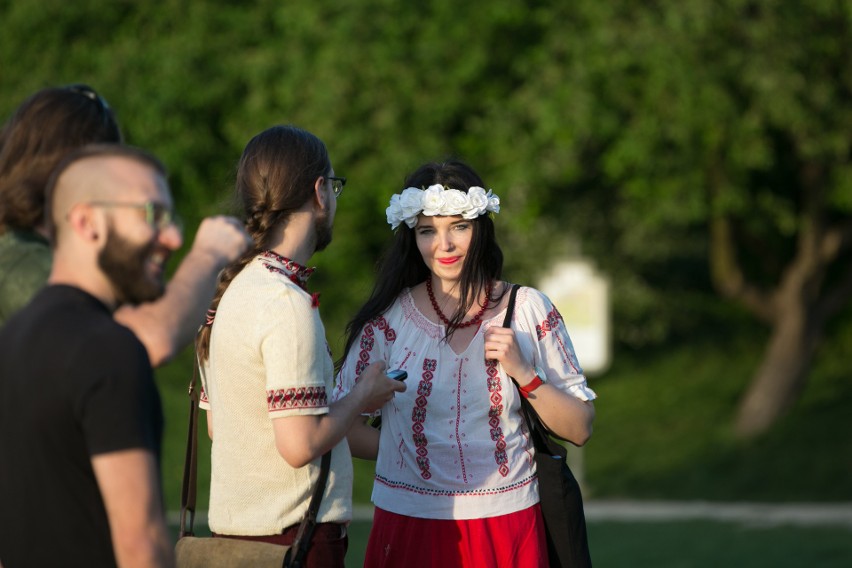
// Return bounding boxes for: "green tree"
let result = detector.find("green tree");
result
[477,0,852,436]
[1,0,849,439]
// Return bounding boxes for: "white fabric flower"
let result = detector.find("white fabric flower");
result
[386,194,404,229]
[385,184,502,229]
[442,189,470,216]
[398,188,424,220]
[486,191,501,214]
[463,186,490,218]
[421,184,447,216]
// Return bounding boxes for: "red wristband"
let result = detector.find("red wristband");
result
[518,372,545,399]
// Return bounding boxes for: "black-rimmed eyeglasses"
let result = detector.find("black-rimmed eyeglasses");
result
[88,201,179,231]
[328,176,346,197]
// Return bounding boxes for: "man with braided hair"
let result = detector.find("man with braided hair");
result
[195,125,405,567]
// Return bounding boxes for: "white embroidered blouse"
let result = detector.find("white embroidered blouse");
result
[333,285,597,520]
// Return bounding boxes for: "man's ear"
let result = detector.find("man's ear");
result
[66,203,104,242]
[313,176,328,211]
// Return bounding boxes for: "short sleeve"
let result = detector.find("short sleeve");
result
[76,328,162,457]
[261,290,331,416]
[515,288,597,401]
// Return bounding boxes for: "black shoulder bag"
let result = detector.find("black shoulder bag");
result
[502,284,593,568]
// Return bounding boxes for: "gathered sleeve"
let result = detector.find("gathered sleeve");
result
[332,314,396,404]
[514,287,597,401]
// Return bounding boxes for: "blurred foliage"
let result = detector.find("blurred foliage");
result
[586,314,852,501]
[2,0,849,354]
[4,0,851,511]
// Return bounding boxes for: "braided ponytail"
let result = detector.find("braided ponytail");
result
[196,125,331,362]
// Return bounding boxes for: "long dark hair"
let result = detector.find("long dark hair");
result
[0,84,122,232]
[197,125,331,361]
[340,159,504,362]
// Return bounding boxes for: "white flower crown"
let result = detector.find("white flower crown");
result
[386,184,501,229]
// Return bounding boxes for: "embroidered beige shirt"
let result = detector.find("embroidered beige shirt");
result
[200,254,352,535]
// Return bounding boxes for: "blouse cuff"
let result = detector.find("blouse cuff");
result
[567,382,598,402]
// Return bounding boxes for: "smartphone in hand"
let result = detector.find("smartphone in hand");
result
[386,369,407,381]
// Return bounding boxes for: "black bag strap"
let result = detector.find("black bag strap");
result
[500,283,521,329]
[500,284,558,444]
[502,285,592,568]
[285,451,331,568]
[178,361,200,538]
[179,349,332,568]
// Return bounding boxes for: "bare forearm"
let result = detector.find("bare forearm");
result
[115,247,225,366]
[526,385,595,446]
[92,450,175,568]
[347,417,381,460]
[275,385,375,467]
[274,368,406,468]
[113,523,174,568]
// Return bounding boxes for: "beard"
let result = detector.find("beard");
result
[98,226,167,305]
[313,207,333,253]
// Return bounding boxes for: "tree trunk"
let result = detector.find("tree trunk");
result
[734,303,822,438]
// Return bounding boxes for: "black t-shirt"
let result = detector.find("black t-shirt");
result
[0,285,163,568]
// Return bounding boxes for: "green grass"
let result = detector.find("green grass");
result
[169,519,852,568]
[585,520,852,568]
[584,319,852,501]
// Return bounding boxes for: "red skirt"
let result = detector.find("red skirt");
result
[363,503,548,568]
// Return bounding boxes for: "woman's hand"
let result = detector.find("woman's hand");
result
[483,326,535,385]
[485,325,594,445]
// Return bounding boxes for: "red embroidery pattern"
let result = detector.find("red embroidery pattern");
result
[412,358,436,479]
[260,250,315,281]
[355,316,397,378]
[260,251,320,308]
[373,315,397,342]
[374,473,536,497]
[355,326,374,378]
[485,359,509,477]
[199,385,209,404]
[536,306,581,373]
[535,306,564,341]
[267,386,328,411]
[453,360,468,483]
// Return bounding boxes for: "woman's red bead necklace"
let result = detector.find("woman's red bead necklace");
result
[426,278,492,329]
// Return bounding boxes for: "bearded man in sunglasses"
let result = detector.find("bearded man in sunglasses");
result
[0,144,179,567]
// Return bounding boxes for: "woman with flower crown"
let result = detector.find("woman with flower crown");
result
[334,159,597,567]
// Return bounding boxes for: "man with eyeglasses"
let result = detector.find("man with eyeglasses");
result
[0,84,250,366]
[0,144,178,568]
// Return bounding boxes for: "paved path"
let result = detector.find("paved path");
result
[352,501,852,528]
[581,500,852,529]
[171,501,852,529]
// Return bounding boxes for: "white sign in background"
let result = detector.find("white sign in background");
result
[537,259,610,491]
[538,259,611,376]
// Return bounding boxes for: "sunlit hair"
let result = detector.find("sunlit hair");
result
[197,125,331,362]
[0,84,122,232]
[340,159,504,363]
